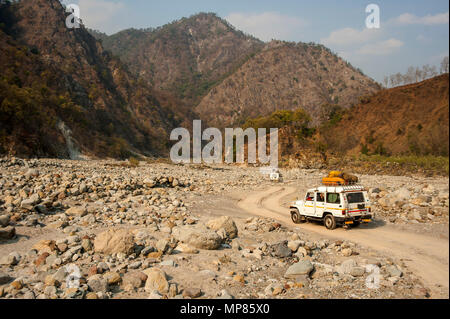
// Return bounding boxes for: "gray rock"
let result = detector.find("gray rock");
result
[128,261,142,269]
[217,289,234,299]
[25,168,39,178]
[44,285,57,296]
[350,266,365,277]
[172,224,222,250]
[0,272,13,285]
[79,182,88,193]
[206,216,238,239]
[392,188,411,202]
[0,214,10,227]
[52,267,68,283]
[21,194,40,210]
[160,260,175,267]
[287,240,302,252]
[0,252,19,266]
[182,287,202,298]
[122,271,146,291]
[66,206,87,217]
[387,265,403,277]
[156,238,169,253]
[34,205,48,215]
[87,275,109,293]
[140,246,155,256]
[271,241,292,258]
[284,260,314,278]
[81,239,93,251]
[337,259,357,275]
[23,291,36,299]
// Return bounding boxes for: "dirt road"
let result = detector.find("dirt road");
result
[237,186,449,299]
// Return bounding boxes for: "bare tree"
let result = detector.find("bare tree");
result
[394,73,403,86]
[389,74,397,87]
[405,66,415,84]
[415,67,422,82]
[441,56,449,74]
[384,60,446,88]
[383,76,389,88]
[430,65,438,77]
[422,64,431,80]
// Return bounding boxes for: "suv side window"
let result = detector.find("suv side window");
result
[327,193,341,204]
[305,192,314,202]
[316,192,325,202]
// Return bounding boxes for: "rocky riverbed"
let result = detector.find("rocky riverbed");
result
[0,158,448,299]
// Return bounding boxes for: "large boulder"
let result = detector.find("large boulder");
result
[122,271,147,291]
[270,241,292,258]
[387,265,403,277]
[377,196,392,208]
[20,194,40,210]
[284,260,314,278]
[206,216,238,239]
[87,274,109,293]
[0,214,10,227]
[336,259,357,275]
[32,240,56,254]
[0,226,16,240]
[94,229,135,255]
[392,188,411,202]
[65,206,87,217]
[0,272,13,285]
[172,224,222,250]
[143,268,169,293]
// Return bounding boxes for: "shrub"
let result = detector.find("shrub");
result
[128,156,140,167]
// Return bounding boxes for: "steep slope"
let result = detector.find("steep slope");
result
[0,0,178,158]
[91,13,265,104]
[196,41,381,127]
[320,74,449,156]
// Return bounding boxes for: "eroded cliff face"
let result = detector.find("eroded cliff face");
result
[0,0,178,158]
[196,42,381,128]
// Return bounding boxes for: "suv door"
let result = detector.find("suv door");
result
[315,192,325,217]
[304,192,315,216]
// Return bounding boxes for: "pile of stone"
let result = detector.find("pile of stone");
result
[369,184,449,224]
[0,215,239,299]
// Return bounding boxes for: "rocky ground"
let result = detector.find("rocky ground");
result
[0,157,448,299]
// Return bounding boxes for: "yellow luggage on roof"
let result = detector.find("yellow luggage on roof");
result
[328,171,342,178]
[322,177,346,186]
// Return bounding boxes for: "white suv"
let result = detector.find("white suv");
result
[289,185,372,230]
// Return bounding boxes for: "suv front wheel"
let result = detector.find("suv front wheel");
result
[324,214,337,230]
[291,209,305,224]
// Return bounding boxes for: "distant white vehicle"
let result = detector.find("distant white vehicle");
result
[270,168,282,182]
[260,167,282,182]
[289,185,372,230]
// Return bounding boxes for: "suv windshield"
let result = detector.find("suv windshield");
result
[346,192,365,203]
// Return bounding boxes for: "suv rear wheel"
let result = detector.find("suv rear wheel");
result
[324,214,337,230]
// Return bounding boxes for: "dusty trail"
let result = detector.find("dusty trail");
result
[237,186,449,299]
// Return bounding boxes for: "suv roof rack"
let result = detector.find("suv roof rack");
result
[316,185,366,191]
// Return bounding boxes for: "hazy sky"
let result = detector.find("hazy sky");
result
[62,0,449,82]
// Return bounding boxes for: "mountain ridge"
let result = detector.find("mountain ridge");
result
[0,0,179,158]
